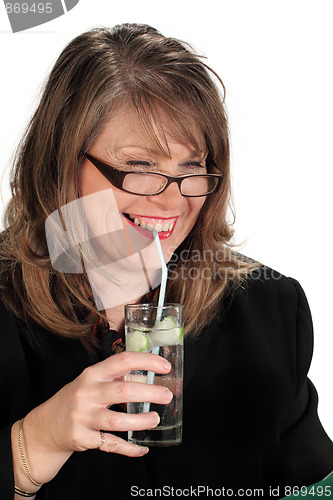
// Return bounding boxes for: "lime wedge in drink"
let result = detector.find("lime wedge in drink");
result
[126,330,150,352]
[148,316,184,348]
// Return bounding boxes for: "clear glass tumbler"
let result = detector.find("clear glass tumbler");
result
[125,303,184,447]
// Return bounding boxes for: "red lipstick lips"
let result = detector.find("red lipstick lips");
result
[122,213,178,240]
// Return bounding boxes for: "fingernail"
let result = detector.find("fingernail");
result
[138,446,149,455]
[161,359,171,370]
[152,412,160,426]
[163,388,173,403]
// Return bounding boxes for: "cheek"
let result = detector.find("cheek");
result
[80,160,110,197]
[189,198,206,221]
[177,199,205,238]
[110,190,139,214]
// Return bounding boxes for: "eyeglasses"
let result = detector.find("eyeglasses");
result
[84,153,223,197]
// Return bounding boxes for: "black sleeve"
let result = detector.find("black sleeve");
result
[0,424,15,498]
[265,278,333,491]
[0,299,34,499]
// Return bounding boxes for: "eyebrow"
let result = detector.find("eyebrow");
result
[115,145,207,159]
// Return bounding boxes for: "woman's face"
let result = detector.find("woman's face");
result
[80,108,207,263]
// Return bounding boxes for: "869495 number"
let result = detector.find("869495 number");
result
[5,3,53,14]
[284,485,331,496]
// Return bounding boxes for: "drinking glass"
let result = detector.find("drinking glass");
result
[125,303,184,447]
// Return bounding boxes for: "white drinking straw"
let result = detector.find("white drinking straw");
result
[152,230,168,320]
[143,230,168,412]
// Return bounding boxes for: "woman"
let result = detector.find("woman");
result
[1,24,332,499]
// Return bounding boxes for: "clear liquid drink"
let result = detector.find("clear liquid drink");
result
[125,304,184,447]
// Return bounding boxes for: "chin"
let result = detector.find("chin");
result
[161,234,185,261]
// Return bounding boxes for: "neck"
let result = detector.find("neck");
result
[104,296,142,332]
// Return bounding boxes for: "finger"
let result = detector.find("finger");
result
[99,380,173,406]
[90,351,171,381]
[99,433,149,457]
[98,409,160,432]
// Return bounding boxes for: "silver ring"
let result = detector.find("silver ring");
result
[98,431,106,449]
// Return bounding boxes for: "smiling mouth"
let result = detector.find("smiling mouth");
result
[122,213,177,237]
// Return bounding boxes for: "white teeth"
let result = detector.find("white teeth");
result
[129,216,175,233]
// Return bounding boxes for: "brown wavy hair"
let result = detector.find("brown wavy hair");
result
[0,24,259,348]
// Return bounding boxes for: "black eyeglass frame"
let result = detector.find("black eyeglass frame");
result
[84,153,223,197]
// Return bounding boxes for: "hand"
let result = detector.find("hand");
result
[41,351,172,455]
[15,352,172,486]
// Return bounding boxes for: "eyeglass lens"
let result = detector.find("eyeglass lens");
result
[123,173,217,196]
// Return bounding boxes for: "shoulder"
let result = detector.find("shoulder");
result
[229,261,313,341]
[231,261,308,315]
[223,258,314,347]
[0,295,18,328]
[224,260,313,385]
[0,297,23,353]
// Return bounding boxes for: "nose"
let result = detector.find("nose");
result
[147,180,185,208]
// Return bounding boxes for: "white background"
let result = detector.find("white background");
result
[0,1,332,438]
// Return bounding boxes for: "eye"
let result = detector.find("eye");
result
[122,160,156,171]
[181,162,207,174]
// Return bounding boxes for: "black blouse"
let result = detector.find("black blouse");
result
[1,266,333,499]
